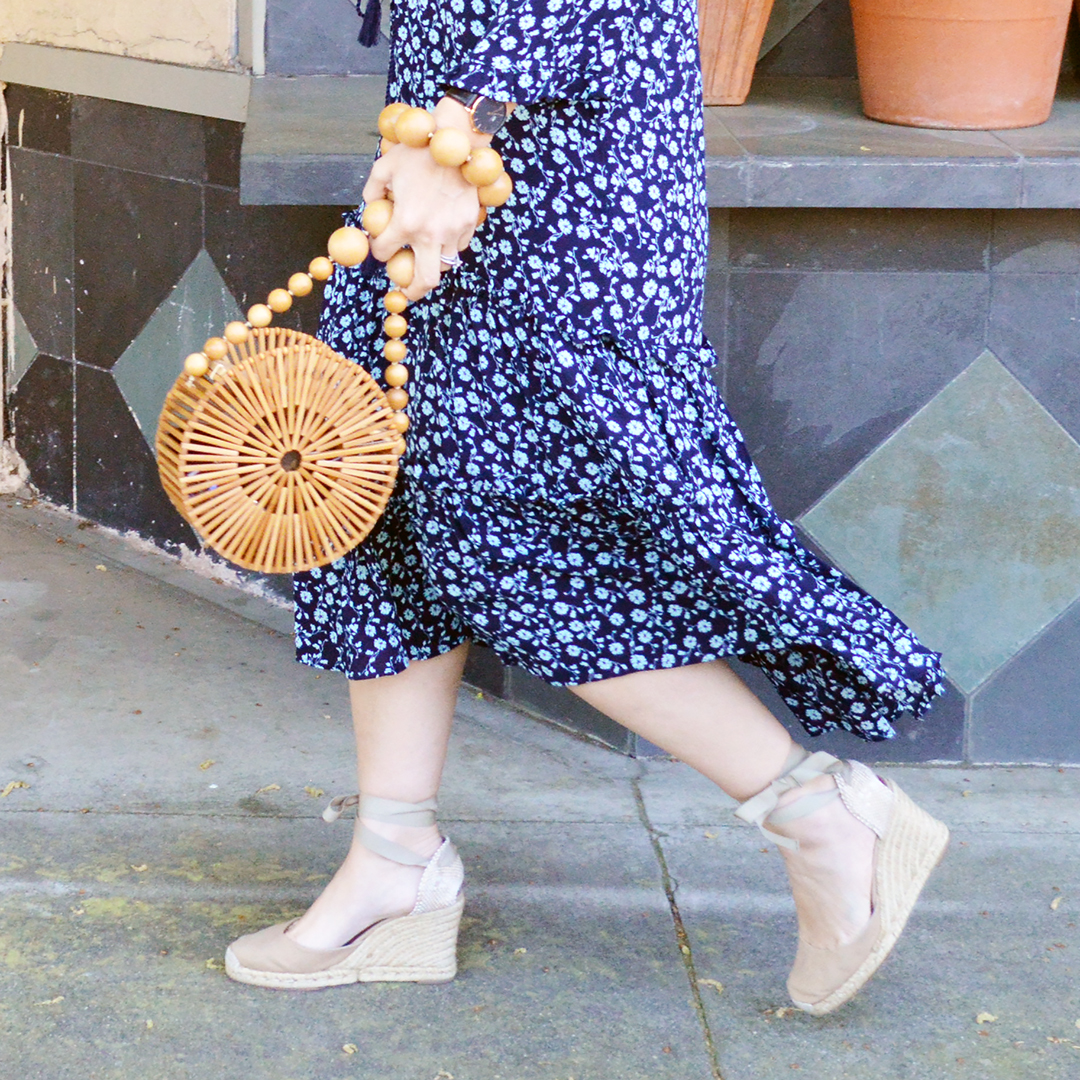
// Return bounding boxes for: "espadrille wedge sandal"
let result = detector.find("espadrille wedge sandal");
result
[736,748,949,1016]
[225,793,464,990]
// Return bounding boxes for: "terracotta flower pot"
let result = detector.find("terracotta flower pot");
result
[850,0,1073,129]
[699,0,777,105]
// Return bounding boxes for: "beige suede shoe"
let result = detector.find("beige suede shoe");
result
[737,749,949,1016]
[225,795,464,990]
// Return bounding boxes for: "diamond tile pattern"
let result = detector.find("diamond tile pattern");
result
[113,250,243,446]
[972,597,1080,763]
[801,350,1080,694]
[10,305,38,392]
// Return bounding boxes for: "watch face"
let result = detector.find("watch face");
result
[471,97,508,135]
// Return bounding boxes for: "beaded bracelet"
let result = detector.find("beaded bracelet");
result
[180,100,514,459]
[376,101,515,209]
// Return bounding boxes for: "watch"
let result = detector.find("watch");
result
[441,85,511,136]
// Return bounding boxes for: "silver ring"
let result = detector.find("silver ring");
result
[439,253,464,269]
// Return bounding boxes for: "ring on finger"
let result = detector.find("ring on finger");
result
[439,253,464,269]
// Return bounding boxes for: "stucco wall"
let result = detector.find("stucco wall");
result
[0,1,237,69]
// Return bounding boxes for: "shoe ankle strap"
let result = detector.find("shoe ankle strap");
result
[734,747,846,851]
[322,793,439,868]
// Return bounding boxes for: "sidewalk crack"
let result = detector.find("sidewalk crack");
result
[632,776,724,1080]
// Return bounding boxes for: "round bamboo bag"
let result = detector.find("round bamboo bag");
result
[156,99,516,575]
[156,325,401,574]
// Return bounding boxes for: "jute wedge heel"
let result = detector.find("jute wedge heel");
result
[225,793,464,990]
[736,748,949,1016]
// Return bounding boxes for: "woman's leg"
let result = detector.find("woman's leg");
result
[570,658,876,950]
[286,643,469,949]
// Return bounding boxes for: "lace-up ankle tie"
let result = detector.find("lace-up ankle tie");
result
[323,793,439,866]
[734,747,849,850]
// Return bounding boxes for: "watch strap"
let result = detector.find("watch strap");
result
[442,85,481,110]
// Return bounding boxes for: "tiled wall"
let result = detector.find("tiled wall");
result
[7,83,1080,764]
[6,84,346,579]
[707,207,1080,765]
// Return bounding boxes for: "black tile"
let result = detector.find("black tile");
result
[971,598,1080,764]
[204,117,243,188]
[464,644,509,698]
[988,272,1080,442]
[729,209,992,272]
[10,148,75,361]
[74,365,198,548]
[71,97,205,183]
[703,270,727,374]
[726,270,990,519]
[990,210,1080,272]
[9,355,74,507]
[729,659,967,763]
[6,84,71,155]
[73,162,202,368]
[505,668,636,755]
[205,187,350,336]
[257,573,295,602]
[755,0,858,78]
[1065,8,1080,78]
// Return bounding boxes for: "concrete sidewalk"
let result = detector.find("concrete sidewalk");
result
[1,494,1078,1080]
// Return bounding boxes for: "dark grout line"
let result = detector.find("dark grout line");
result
[632,776,724,1080]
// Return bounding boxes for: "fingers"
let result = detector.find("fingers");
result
[369,216,407,264]
[405,241,443,302]
[456,224,476,253]
[362,156,392,205]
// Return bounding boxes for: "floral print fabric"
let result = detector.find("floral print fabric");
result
[294,0,946,740]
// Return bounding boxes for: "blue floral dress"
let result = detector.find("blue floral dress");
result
[294,0,945,740]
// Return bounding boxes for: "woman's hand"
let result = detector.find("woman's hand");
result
[363,98,490,301]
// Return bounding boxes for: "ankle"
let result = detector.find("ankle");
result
[357,818,443,862]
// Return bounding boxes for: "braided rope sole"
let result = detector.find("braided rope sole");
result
[224,894,464,990]
[795,780,949,1016]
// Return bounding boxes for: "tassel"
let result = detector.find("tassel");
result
[356,0,382,47]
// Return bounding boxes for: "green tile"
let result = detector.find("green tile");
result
[801,350,1080,693]
[113,249,242,448]
[760,0,828,58]
[10,303,38,391]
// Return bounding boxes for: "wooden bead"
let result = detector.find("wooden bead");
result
[394,437,408,456]
[384,362,409,387]
[384,313,408,338]
[328,226,370,268]
[378,102,409,141]
[386,249,415,288]
[461,146,504,187]
[383,339,407,363]
[476,205,488,227]
[225,321,250,345]
[394,107,436,148]
[429,127,472,168]
[386,387,409,411]
[384,290,409,314]
[184,352,210,377]
[248,304,273,328]
[288,272,314,297]
[477,171,513,208]
[388,411,410,433]
[203,336,229,361]
[309,256,334,281]
[362,199,394,238]
[267,288,293,313]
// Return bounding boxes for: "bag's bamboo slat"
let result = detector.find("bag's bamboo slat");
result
[156,329,400,574]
